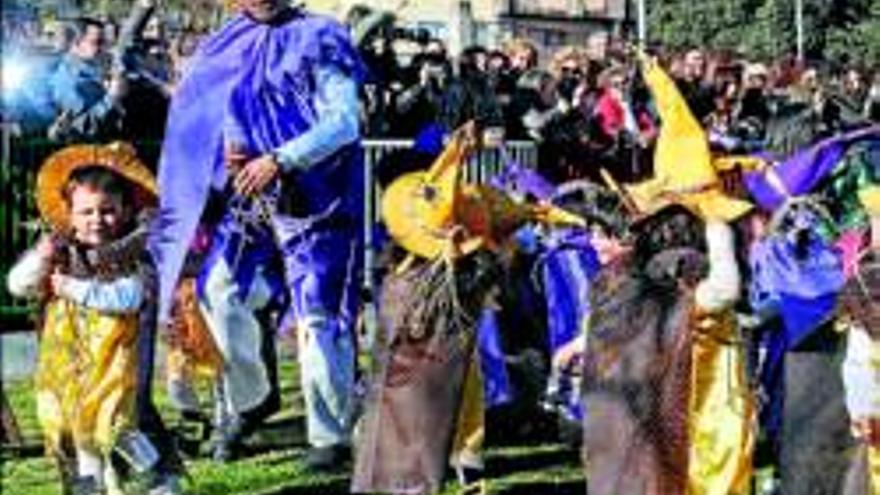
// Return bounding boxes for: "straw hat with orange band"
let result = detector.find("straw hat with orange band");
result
[36,142,158,235]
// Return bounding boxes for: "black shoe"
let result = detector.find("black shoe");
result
[70,475,102,495]
[210,422,243,463]
[304,445,351,472]
[238,396,280,438]
[455,466,486,495]
[175,411,212,458]
[211,433,242,463]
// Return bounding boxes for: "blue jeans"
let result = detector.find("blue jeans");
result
[273,214,360,448]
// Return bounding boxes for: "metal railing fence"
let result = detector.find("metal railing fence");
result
[0,129,537,330]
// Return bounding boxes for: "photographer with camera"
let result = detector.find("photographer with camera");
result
[439,45,505,139]
[393,45,452,137]
[46,16,128,143]
[347,5,401,136]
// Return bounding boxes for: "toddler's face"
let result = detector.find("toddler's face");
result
[68,184,126,246]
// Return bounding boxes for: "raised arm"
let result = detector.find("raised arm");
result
[695,222,741,313]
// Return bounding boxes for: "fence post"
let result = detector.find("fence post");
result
[362,143,378,354]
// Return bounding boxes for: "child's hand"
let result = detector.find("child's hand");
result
[49,271,70,297]
[36,235,55,260]
[553,335,586,371]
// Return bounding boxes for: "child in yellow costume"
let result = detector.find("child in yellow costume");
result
[564,53,755,495]
[6,143,170,495]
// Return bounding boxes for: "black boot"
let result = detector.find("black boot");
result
[304,444,351,472]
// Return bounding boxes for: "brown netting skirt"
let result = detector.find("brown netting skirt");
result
[353,256,494,495]
[781,323,856,494]
[582,267,694,495]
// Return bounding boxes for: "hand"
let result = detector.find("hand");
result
[49,271,69,297]
[47,110,73,140]
[107,73,128,100]
[36,235,55,260]
[851,418,880,445]
[482,127,505,148]
[233,154,280,196]
[636,50,656,70]
[224,146,249,175]
[871,217,880,250]
[552,335,585,370]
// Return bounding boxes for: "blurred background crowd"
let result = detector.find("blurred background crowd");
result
[2,0,880,186]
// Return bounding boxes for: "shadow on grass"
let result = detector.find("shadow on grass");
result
[486,446,580,478]
[256,478,351,495]
[241,414,308,455]
[495,480,583,495]
[193,478,350,495]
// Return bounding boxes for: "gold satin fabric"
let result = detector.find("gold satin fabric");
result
[687,309,755,495]
[35,299,139,455]
[869,446,880,495]
[451,351,485,469]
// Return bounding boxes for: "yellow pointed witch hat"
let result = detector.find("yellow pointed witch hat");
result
[382,123,585,259]
[624,54,753,222]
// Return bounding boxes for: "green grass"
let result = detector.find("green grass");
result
[2,345,585,494]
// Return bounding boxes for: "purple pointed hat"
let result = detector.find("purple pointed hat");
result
[744,125,880,211]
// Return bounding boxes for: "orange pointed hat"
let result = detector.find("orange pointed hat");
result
[36,142,158,233]
[381,123,585,259]
[624,54,754,222]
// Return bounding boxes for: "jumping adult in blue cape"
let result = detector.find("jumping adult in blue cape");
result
[148,0,366,470]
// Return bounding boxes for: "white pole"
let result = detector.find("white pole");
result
[637,0,646,48]
[795,0,804,62]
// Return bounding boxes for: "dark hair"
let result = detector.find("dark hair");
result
[631,205,706,270]
[70,16,104,43]
[63,166,131,206]
[488,49,510,65]
[459,45,488,76]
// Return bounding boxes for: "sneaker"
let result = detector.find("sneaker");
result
[237,395,280,439]
[210,430,242,463]
[304,445,351,472]
[176,411,212,458]
[454,466,486,495]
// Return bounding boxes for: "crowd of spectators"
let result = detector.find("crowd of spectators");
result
[3,2,880,181]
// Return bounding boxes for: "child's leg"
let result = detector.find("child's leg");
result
[211,375,243,461]
[451,352,486,471]
[75,447,104,493]
[54,447,78,495]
